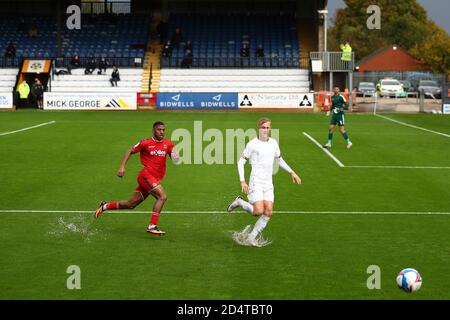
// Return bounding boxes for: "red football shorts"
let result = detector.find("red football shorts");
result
[135,170,161,199]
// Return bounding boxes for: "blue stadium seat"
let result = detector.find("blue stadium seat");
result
[164,13,299,68]
[0,14,149,66]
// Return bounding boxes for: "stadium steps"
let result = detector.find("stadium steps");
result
[142,16,162,91]
[0,69,18,93]
[140,39,162,92]
[158,69,310,93]
[138,18,162,110]
[50,68,143,93]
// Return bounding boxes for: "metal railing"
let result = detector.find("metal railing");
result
[148,63,153,91]
[161,57,310,69]
[353,71,446,91]
[1,56,144,69]
[53,56,143,69]
[0,57,22,68]
[310,52,355,72]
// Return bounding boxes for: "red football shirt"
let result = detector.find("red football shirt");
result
[131,137,174,181]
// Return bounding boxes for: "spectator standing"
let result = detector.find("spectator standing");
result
[256,45,265,58]
[4,42,16,58]
[184,40,193,54]
[171,27,183,48]
[32,78,44,110]
[156,19,168,44]
[17,80,30,109]
[340,41,352,69]
[162,40,172,58]
[240,43,250,58]
[28,24,38,38]
[181,49,193,68]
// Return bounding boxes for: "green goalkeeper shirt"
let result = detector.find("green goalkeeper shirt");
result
[331,94,349,115]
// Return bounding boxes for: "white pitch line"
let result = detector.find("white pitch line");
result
[0,210,449,215]
[0,121,56,137]
[346,165,450,169]
[375,114,450,138]
[302,132,345,167]
[303,131,449,170]
[0,210,225,214]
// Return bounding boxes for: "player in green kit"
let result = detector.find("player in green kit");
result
[323,87,353,149]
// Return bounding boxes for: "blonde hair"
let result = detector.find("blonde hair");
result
[257,117,271,128]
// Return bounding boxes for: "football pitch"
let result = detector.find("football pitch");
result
[0,110,449,299]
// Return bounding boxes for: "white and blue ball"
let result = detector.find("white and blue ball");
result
[396,268,422,293]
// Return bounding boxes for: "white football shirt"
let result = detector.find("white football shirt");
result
[242,137,281,186]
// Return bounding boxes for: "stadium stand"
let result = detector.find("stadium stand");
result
[0,14,149,65]
[158,69,310,92]
[50,68,143,92]
[161,13,299,68]
[0,15,55,59]
[2,10,311,96]
[61,14,148,61]
[0,69,17,92]
[154,13,309,93]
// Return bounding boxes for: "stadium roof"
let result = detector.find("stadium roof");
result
[357,46,429,72]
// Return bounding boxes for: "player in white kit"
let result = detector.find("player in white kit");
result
[227,118,301,247]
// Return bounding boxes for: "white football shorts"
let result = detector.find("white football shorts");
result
[247,183,274,204]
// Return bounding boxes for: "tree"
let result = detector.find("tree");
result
[410,21,450,74]
[328,0,450,74]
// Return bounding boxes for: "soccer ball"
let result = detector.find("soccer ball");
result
[396,268,422,293]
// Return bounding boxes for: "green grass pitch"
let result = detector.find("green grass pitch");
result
[0,110,449,299]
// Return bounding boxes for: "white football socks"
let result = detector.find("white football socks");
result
[248,215,270,240]
[237,198,254,213]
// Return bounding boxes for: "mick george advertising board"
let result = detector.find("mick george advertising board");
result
[157,93,238,110]
[43,92,137,110]
[238,93,314,109]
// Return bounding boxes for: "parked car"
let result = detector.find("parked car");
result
[357,82,376,97]
[377,79,406,98]
[399,80,414,93]
[417,80,441,99]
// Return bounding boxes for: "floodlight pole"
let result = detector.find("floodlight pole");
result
[56,0,62,58]
[323,11,327,52]
[318,9,329,91]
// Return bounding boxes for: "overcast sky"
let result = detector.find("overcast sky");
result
[327,0,450,34]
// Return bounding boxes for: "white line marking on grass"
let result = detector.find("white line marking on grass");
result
[0,121,56,137]
[346,165,450,169]
[1,210,449,215]
[303,132,449,170]
[303,132,345,167]
[375,114,450,138]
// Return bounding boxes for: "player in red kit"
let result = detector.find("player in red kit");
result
[94,121,179,235]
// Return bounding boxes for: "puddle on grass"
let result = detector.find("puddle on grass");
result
[229,225,272,248]
[46,213,108,243]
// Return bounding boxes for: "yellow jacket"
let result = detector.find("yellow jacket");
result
[18,82,30,99]
[340,43,352,61]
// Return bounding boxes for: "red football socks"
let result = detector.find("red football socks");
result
[150,211,160,225]
[105,202,120,210]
